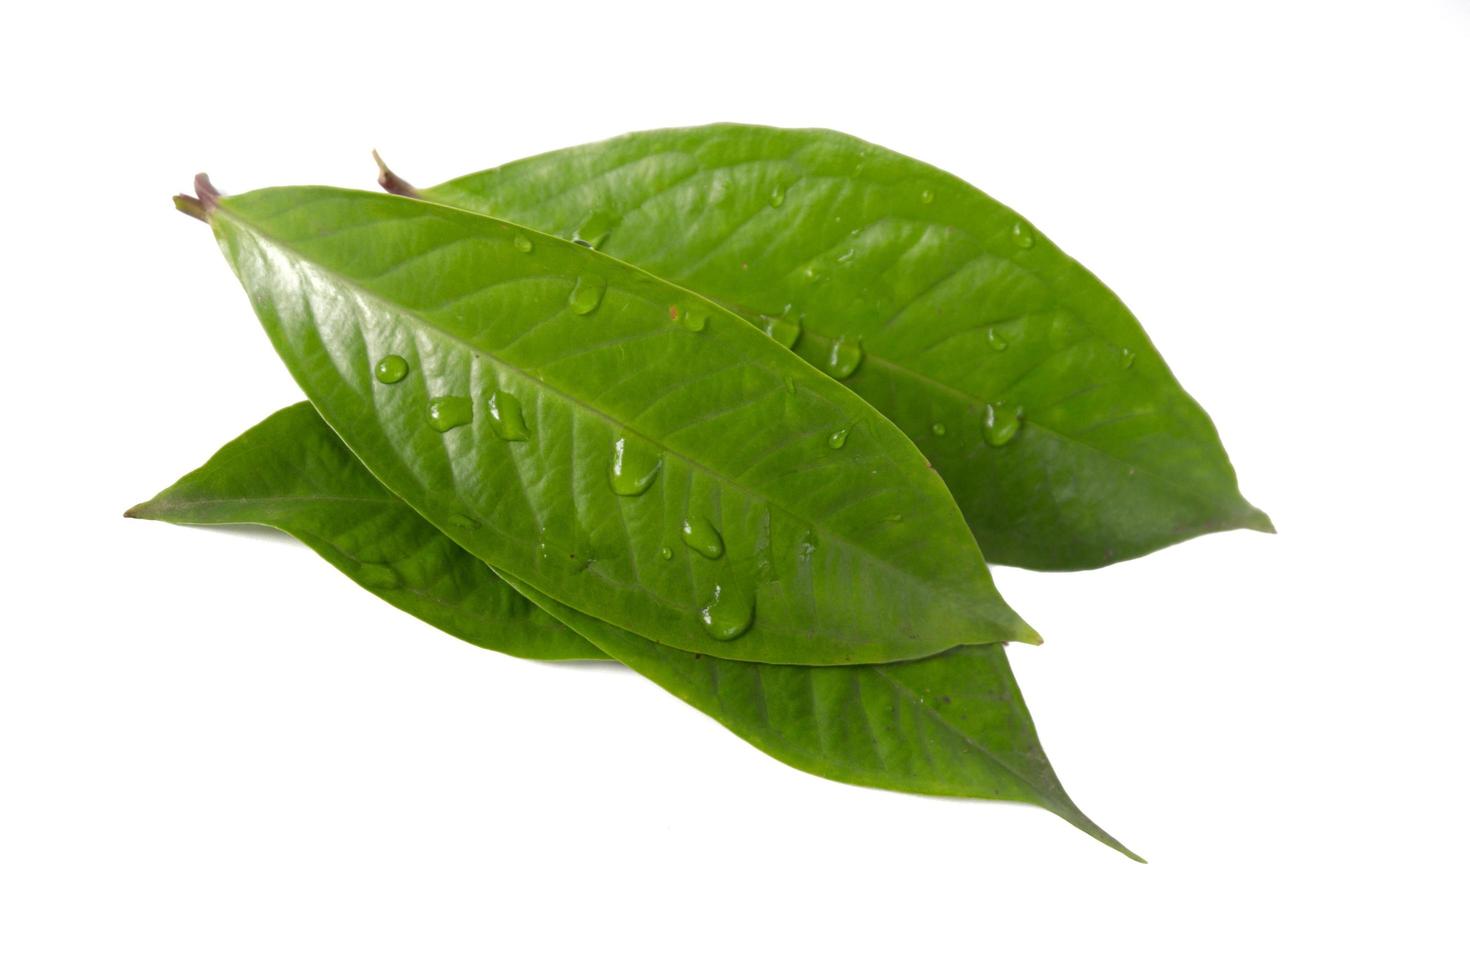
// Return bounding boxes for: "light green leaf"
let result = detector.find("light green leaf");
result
[195,183,1036,664]
[401,123,1269,569]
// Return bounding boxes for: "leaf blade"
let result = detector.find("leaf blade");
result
[203,185,1034,663]
[414,123,1268,569]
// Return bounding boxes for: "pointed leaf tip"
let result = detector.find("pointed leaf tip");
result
[372,150,418,198]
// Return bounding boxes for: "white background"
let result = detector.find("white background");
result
[3,1,1467,976]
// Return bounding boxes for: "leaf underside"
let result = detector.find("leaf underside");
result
[412,123,1269,570]
[206,185,1035,665]
[129,402,1138,860]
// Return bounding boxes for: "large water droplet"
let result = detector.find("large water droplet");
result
[699,584,754,641]
[680,516,725,559]
[682,309,708,333]
[659,546,673,560]
[824,336,864,379]
[427,395,472,432]
[761,314,802,349]
[931,422,947,436]
[568,276,606,315]
[983,403,1022,447]
[487,390,530,441]
[608,435,661,496]
[1011,221,1036,249]
[1121,347,1136,369]
[573,211,615,249]
[987,327,1009,352]
[513,233,533,253]
[827,426,850,449]
[769,186,786,207]
[375,354,409,384]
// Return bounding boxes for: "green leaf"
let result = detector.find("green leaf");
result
[126,403,605,661]
[135,403,1136,859]
[197,183,1036,664]
[402,123,1270,570]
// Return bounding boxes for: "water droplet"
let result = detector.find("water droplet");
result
[573,210,615,248]
[761,314,802,349]
[920,188,935,205]
[797,529,818,560]
[802,265,821,283]
[827,427,850,449]
[680,516,725,559]
[659,546,673,560]
[1011,221,1035,249]
[374,354,409,384]
[824,337,864,379]
[427,395,472,432]
[608,434,661,496]
[769,186,785,207]
[682,309,708,333]
[986,327,1009,352]
[568,276,606,315]
[699,583,754,641]
[931,422,947,436]
[1121,347,1136,369]
[487,390,530,441]
[983,403,1022,447]
[513,233,533,253]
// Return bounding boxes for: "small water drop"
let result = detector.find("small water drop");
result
[608,434,662,496]
[487,390,530,441]
[1011,221,1036,249]
[568,276,606,315]
[513,233,533,253]
[699,583,754,641]
[769,186,786,207]
[659,546,673,560]
[824,336,864,379]
[931,422,947,436]
[1121,347,1137,369]
[682,309,708,333]
[680,516,725,559]
[797,529,818,560]
[573,210,615,248]
[374,354,409,384]
[986,327,1009,352]
[920,187,935,205]
[983,403,1022,447]
[427,395,472,432]
[827,427,850,450]
[761,314,802,349]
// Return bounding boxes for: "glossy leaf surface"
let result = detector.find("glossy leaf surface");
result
[126,403,605,661]
[410,124,1270,569]
[202,185,1034,663]
[136,403,1134,858]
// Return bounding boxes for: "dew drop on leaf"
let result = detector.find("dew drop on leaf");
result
[608,434,662,496]
[680,516,725,559]
[983,403,1022,447]
[1121,347,1136,369]
[427,395,472,432]
[699,583,754,641]
[797,529,818,560]
[986,327,1009,352]
[761,314,802,349]
[1011,221,1036,249]
[568,276,606,315]
[659,546,673,560]
[824,336,864,379]
[513,233,533,253]
[487,390,530,442]
[682,309,708,333]
[931,422,946,436]
[374,354,409,384]
[573,210,615,248]
[920,187,935,205]
[827,427,850,449]
[769,186,785,207]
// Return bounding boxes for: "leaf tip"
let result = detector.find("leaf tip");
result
[175,173,223,222]
[373,149,418,198]
[1243,506,1276,535]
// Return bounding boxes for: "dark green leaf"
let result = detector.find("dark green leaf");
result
[126,403,605,661]
[200,184,1036,664]
[135,403,1136,859]
[406,124,1270,569]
